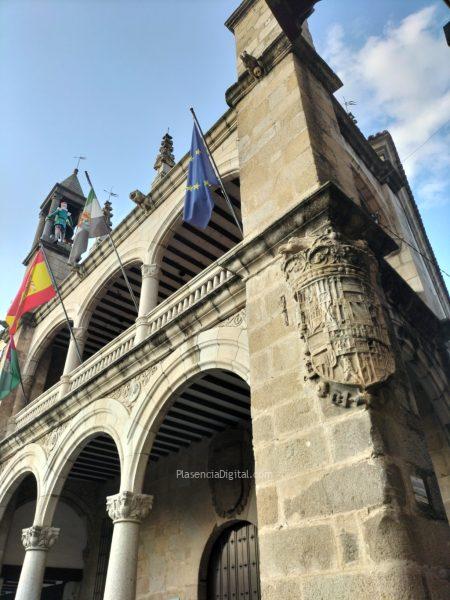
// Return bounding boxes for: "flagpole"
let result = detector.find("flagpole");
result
[84,172,139,315]
[189,107,244,238]
[40,244,83,363]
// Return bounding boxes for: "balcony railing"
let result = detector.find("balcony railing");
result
[14,260,235,431]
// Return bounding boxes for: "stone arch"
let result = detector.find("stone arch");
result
[77,257,144,359]
[147,168,240,269]
[126,326,249,493]
[23,315,73,378]
[147,171,242,305]
[0,444,45,523]
[38,399,127,525]
[77,251,145,329]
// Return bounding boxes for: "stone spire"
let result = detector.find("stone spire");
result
[153,132,175,185]
[103,200,113,229]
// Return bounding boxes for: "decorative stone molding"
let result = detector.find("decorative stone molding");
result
[279,225,395,407]
[44,424,67,454]
[106,491,153,524]
[219,308,246,328]
[21,526,60,551]
[110,365,158,410]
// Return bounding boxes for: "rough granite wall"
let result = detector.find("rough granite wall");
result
[137,434,257,600]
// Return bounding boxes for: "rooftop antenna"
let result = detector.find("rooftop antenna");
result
[73,155,86,171]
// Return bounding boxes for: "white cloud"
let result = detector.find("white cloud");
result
[322,4,450,209]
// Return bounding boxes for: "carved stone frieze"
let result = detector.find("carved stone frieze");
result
[44,424,67,454]
[106,491,153,523]
[279,226,395,406]
[22,526,60,551]
[219,308,246,328]
[110,365,158,410]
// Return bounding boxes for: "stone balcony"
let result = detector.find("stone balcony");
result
[3,248,245,451]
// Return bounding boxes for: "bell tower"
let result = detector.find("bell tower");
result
[25,168,86,284]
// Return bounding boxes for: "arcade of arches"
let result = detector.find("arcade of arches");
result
[25,179,242,401]
[0,370,261,600]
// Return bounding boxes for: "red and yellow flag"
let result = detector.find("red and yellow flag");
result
[6,249,56,334]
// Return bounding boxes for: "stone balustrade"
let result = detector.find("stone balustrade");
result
[13,260,235,433]
[14,383,61,430]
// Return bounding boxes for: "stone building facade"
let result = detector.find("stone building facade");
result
[0,1,449,599]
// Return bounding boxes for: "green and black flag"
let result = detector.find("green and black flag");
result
[0,336,21,401]
[69,188,110,265]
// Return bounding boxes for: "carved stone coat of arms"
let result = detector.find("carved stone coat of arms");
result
[279,227,395,403]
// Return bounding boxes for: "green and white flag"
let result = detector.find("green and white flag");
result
[69,188,110,264]
[0,336,21,401]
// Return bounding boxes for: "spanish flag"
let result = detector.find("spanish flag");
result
[6,249,56,334]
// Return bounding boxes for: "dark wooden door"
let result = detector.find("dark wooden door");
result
[207,522,261,600]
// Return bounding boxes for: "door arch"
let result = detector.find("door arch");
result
[206,521,261,600]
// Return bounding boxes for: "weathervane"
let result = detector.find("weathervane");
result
[73,155,86,170]
[343,97,358,124]
[104,188,119,202]
[343,97,356,112]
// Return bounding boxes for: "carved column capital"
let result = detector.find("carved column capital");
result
[21,526,60,551]
[141,264,160,279]
[106,491,153,524]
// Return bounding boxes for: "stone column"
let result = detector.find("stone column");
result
[32,211,47,248]
[103,491,153,600]
[63,327,86,375]
[42,193,61,240]
[135,264,160,344]
[15,526,59,600]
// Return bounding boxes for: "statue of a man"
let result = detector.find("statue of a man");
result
[46,201,73,243]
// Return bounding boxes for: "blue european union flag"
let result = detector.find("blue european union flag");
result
[183,123,219,229]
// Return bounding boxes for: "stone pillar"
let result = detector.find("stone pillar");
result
[32,211,47,248]
[15,526,59,600]
[225,0,358,240]
[63,327,86,375]
[103,491,153,600]
[223,3,450,597]
[135,264,160,344]
[42,193,61,240]
[230,185,450,599]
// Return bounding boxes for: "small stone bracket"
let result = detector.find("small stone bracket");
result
[240,51,265,80]
[130,189,154,211]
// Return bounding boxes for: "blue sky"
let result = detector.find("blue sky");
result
[1,0,449,320]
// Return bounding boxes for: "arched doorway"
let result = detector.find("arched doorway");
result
[207,521,261,600]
